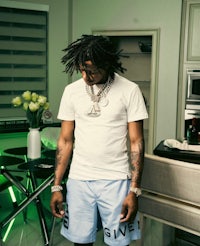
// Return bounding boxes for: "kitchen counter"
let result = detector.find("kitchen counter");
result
[139,153,200,242]
[140,138,200,244]
[153,140,200,164]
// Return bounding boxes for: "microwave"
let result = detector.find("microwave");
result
[186,69,200,105]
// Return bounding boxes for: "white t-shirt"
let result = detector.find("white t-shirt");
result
[57,73,148,180]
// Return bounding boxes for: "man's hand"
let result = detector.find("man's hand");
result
[50,192,65,218]
[120,192,138,223]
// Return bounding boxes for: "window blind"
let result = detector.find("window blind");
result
[0,6,48,120]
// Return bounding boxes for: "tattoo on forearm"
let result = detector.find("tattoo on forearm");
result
[130,140,144,186]
[55,147,62,168]
[54,147,63,183]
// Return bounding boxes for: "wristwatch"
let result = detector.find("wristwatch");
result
[129,187,142,197]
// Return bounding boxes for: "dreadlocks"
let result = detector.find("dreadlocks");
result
[61,35,126,78]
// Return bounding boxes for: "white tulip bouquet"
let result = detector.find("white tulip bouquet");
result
[12,91,50,128]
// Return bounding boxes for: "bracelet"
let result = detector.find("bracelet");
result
[51,185,63,193]
[129,187,142,197]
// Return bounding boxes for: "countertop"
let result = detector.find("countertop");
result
[153,140,200,164]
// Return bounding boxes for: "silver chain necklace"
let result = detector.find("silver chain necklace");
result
[85,78,113,117]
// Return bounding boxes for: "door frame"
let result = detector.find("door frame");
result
[93,29,160,154]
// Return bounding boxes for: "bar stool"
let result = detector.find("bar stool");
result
[3,147,44,191]
[0,160,54,246]
[0,174,23,207]
[18,158,55,245]
[0,156,24,244]
[0,155,24,211]
[0,174,24,243]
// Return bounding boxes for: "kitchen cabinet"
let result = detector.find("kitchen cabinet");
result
[177,0,200,141]
[187,2,200,61]
[93,30,160,154]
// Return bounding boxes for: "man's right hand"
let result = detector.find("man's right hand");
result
[50,192,65,218]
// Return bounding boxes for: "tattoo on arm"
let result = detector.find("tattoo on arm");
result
[130,139,144,186]
[54,147,63,183]
[55,147,62,167]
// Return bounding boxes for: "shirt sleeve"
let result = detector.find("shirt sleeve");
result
[57,86,75,121]
[127,85,148,122]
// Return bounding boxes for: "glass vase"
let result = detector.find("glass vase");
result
[27,128,41,159]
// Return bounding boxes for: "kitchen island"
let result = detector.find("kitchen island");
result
[139,144,200,245]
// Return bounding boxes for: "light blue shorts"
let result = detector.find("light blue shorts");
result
[61,178,141,246]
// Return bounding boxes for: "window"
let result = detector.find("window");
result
[0,6,48,123]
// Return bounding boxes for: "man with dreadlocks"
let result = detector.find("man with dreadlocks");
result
[50,35,148,246]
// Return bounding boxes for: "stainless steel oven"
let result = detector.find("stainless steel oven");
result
[186,69,200,110]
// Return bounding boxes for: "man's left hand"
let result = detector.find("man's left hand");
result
[120,192,138,223]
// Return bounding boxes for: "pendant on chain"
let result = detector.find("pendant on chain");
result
[86,102,101,117]
[85,78,113,117]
